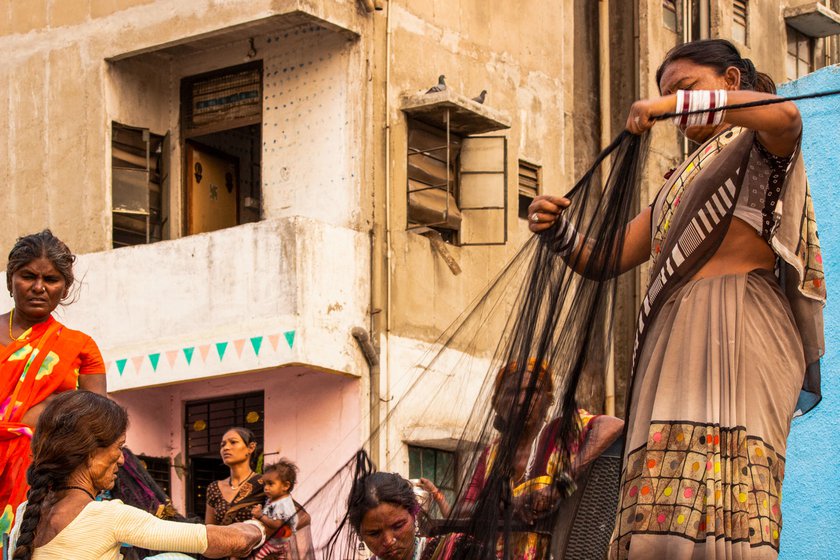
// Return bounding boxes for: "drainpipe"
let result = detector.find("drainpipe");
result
[352,327,380,465]
[599,0,616,417]
[368,0,393,469]
[383,0,394,467]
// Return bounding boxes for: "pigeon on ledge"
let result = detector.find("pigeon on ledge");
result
[426,75,447,94]
[472,90,487,104]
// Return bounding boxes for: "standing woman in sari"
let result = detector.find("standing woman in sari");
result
[205,428,265,528]
[529,39,824,559]
[0,230,107,540]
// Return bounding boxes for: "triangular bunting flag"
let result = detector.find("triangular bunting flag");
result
[166,350,179,368]
[199,344,211,363]
[233,339,246,358]
[131,356,145,373]
[183,347,195,365]
[250,336,263,356]
[284,330,296,349]
[216,342,228,361]
[116,359,127,376]
[268,334,281,351]
[148,353,161,372]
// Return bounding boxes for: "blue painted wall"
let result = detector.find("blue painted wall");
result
[778,66,840,559]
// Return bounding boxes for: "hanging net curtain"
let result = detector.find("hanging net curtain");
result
[307,129,648,560]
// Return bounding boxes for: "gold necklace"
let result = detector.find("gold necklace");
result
[8,308,14,340]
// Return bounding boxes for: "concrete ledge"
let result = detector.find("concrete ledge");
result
[9,217,371,390]
[784,2,840,38]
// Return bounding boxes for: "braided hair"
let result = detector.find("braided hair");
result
[12,391,128,560]
[656,38,776,94]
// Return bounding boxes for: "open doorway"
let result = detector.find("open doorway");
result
[181,62,263,236]
[184,391,265,519]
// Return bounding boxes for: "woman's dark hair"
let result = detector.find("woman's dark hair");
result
[264,458,299,492]
[656,39,776,94]
[224,426,259,470]
[348,471,419,533]
[13,391,128,560]
[6,230,76,298]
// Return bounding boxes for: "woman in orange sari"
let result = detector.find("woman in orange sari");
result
[0,230,106,543]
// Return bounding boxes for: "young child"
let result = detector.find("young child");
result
[250,459,300,560]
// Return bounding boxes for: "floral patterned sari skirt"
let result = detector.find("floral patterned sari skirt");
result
[609,270,805,560]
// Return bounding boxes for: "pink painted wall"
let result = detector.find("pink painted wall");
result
[112,366,361,513]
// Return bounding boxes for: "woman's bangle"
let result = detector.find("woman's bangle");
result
[242,519,267,550]
[433,490,444,502]
[673,89,727,129]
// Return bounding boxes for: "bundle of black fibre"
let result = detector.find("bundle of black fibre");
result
[313,130,647,560]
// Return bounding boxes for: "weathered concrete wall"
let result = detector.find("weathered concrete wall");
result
[0,0,365,253]
[777,66,840,560]
[385,0,573,343]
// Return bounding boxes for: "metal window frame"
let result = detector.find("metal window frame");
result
[111,122,166,248]
[406,113,456,232]
[458,135,508,246]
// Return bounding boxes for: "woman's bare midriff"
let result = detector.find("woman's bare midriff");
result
[689,218,776,281]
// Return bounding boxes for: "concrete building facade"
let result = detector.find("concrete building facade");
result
[1,0,838,548]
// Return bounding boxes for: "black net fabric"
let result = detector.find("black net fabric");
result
[314,131,648,560]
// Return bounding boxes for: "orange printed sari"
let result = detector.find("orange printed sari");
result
[0,316,104,537]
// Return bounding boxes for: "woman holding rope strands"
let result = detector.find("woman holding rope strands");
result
[529,39,824,559]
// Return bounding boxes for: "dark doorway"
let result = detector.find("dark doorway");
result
[181,62,263,236]
[184,391,265,519]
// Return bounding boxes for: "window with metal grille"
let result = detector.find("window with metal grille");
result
[408,445,456,518]
[182,63,262,135]
[137,455,172,497]
[185,392,265,457]
[517,160,541,221]
[111,123,168,248]
[663,0,678,31]
[733,0,748,45]
[786,26,814,81]
[185,392,265,518]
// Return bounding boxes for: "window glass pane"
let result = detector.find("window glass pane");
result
[786,55,798,81]
[787,28,798,55]
[798,58,811,77]
[799,36,809,54]
[436,450,453,488]
[663,3,677,31]
[421,448,437,480]
[408,446,422,479]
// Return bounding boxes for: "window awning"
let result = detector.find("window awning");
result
[401,90,511,136]
[784,2,840,38]
[106,9,359,62]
